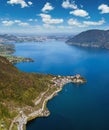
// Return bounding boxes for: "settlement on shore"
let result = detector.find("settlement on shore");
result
[9,74,86,130]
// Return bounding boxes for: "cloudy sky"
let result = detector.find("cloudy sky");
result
[0,0,109,34]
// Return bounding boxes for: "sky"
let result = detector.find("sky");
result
[0,0,109,34]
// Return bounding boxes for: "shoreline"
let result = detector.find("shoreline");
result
[0,43,34,64]
[16,85,63,130]
[11,75,86,130]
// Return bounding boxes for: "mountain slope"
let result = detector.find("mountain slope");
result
[0,56,52,129]
[66,29,109,49]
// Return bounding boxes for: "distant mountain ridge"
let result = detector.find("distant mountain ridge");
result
[0,33,69,43]
[0,34,19,43]
[0,34,47,43]
[66,29,109,49]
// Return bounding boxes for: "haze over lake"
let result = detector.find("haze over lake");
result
[14,40,109,130]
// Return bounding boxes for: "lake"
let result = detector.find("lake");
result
[14,40,109,130]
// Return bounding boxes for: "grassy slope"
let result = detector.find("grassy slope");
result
[0,56,52,129]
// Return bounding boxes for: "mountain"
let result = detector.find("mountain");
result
[66,29,109,49]
[0,56,52,129]
[0,34,69,43]
[0,43,15,54]
[0,34,19,43]
[0,34,47,43]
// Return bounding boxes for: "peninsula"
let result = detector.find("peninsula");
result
[0,56,86,130]
[0,43,34,64]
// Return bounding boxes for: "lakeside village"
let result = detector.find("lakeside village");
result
[51,74,86,88]
[0,74,86,130]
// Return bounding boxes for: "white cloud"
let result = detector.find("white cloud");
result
[70,9,89,17]
[14,20,21,23]
[39,13,51,21]
[28,19,33,21]
[18,22,29,26]
[43,24,55,29]
[68,18,81,27]
[68,18,105,27]
[28,19,37,22]
[42,2,54,12]
[62,1,89,18]
[39,13,63,24]
[62,0,77,9]
[28,1,32,6]
[98,4,109,14]
[2,20,14,26]
[2,19,29,27]
[7,0,32,8]
[83,19,105,26]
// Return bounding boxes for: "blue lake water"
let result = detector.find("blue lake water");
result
[14,40,109,130]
